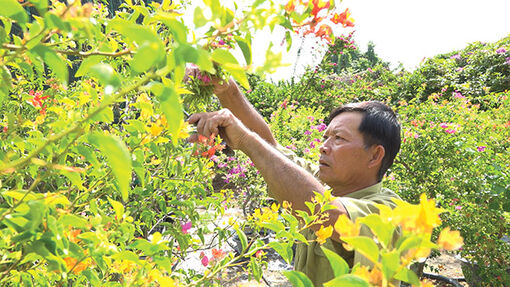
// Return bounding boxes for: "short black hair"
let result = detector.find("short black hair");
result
[328,101,401,181]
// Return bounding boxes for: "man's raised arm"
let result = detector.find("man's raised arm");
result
[212,79,277,146]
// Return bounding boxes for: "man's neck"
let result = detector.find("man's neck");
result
[331,180,379,197]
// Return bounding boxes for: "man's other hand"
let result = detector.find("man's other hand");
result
[187,109,250,150]
[184,65,236,98]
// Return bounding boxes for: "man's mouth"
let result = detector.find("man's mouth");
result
[319,160,329,167]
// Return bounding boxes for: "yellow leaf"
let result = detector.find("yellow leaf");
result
[315,225,333,244]
[437,227,463,251]
[334,214,360,238]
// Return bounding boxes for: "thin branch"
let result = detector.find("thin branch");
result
[1,44,132,58]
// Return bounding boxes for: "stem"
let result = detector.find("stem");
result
[0,174,45,222]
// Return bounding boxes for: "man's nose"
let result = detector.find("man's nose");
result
[319,141,329,154]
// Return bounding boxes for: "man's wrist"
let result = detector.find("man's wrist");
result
[213,78,238,99]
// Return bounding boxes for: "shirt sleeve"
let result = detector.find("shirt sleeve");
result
[275,144,319,177]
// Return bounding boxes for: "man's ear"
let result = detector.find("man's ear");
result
[368,145,385,169]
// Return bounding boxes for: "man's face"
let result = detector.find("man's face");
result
[318,112,375,190]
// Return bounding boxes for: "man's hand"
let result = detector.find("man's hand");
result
[187,109,250,150]
[184,65,235,98]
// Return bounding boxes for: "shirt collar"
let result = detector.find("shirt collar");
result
[343,182,383,199]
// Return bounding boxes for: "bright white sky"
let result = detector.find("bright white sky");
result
[185,0,510,82]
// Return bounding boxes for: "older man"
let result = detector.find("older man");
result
[187,77,402,286]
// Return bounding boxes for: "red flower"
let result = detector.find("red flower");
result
[284,0,296,13]
[311,0,330,19]
[315,24,333,43]
[28,90,49,108]
[211,248,225,259]
[332,8,355,27]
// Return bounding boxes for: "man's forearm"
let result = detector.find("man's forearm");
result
[240,131,326,212]
[215,80,277,146]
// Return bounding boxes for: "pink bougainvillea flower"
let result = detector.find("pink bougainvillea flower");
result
[453,91,466,99]
[439,123,448,128]
[445,129,457,134]
[450,54,461,60]
[181,221,192,234]
[496,48,506,54]
[477,146,486,152]
[201,255,209,267]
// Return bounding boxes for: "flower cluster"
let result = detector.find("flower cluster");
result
[192,135,225,159]
[284,0,354,43]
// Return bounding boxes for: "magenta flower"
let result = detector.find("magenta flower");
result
[506,57,510,65]
[303,148,310,153]
[315,123,327,132]
[439,123,448,128]
[181,221,192,234]
[455,206,462,210]
[496,48,506,54]
[304,130,312,135]
[445,129,457,134]
[477,146,486,152]
[450,54,461,60]
[453,91,466,99]
[200,252,209,267]
[310,142,316,148]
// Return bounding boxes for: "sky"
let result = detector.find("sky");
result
[184,0,510,82]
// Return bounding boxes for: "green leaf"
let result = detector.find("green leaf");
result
[211,48,238,65]
[193,7,207,28]
[0,65,11,102]
[157,17,187,44]
[234,226,248,251]
[196,48,214,73]
[381,250,400,280]
[358,214,395,248]
[75,55,104,78]
[175,44,199,65]
[268,241,293,264]
[250,257,263,281]
[29,0,48,14]
[342,236,379,263]
[108,197,125,221]
[111,251,140,263]
[131,41,164,73]
[155,86,182,145]
[0,0,28,24]
[324,274,371,287]
[109,20,159,44]
[394,268,420,285]
[0,26,6,46]
[397,236,423,253]
[88,132,132,201]
[88,63,121,91]
[283,271,314,287]
[235,35,252,65]
[31,45,68,84]
[44,12,69,32]
[90,106,113,123]
[321,247,349,277]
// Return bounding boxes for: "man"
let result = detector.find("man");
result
[187,75,402,286]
